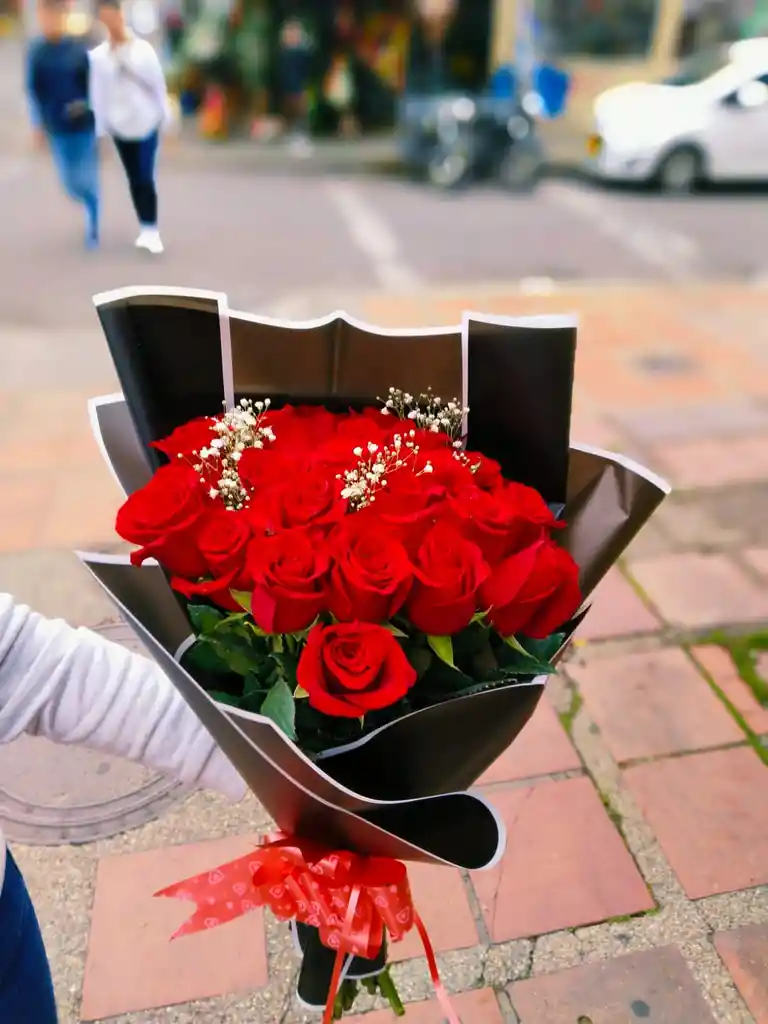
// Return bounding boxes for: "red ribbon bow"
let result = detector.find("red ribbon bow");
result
[156,832,459,1024]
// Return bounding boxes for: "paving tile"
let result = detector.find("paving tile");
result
[650,435,768,490]
[81,835,268,1021]
[393,863,478,962]
[612,399,768,443]
[570,648,744,764]
[577,568,662,642]
[478,698,581,785]
[508,946,717,1023]
[569,408,621,450]
[715,924,768,1024]
[623,747,768,899]
[691,645,768,735]
[628,553,768,629]
[345,987,504,1023]
[744,547,768,578]
[470,777,653,942]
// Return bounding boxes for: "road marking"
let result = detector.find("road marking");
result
[541,182,702,282]
[324,180,421,291]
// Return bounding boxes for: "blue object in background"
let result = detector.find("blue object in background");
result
[533,64,570,119]
[488,62,570,120]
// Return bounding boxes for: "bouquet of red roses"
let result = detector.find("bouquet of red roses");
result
[113,387,582,761]
[81,288,668,1021]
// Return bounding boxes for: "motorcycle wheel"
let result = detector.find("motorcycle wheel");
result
[498,137,544,193]
[427,151,472,190]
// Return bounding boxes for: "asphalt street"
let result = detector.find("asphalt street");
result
[1,145,767,330]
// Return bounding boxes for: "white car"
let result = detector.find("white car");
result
[588,39,768,192]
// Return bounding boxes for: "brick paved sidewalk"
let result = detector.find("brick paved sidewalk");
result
[3,282,768,1023]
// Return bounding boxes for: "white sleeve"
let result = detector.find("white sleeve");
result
[143,42,172,130]
[0,594,246,801]
[88,48,108,138]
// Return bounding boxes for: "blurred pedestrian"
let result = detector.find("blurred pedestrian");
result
[0,593,246,1023]
[89,0,170,254]
[277,16,314,156]
[25,0,100,249]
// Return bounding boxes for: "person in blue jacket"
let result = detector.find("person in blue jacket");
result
[26,0,100,248]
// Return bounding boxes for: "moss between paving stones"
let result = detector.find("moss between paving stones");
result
[688,635,768,767]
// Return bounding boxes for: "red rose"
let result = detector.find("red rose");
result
[327,520,413,623]
[265,405,338,452]
[249,466,346,536]
[420,446,475,495]
[467,452,504,492]
[246,529,329,634]
[405,522,489,636]
[480,538,581,639]
[151,417,217,458]
[296,622,417,718]
[449,482,561,564]
[237,447,299,498]
[171,509,252,611]
[197,509,252,578]
[360,467,446,555]
[116,463,209,578]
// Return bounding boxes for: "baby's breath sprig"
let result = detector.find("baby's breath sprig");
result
[379,386,468,441]
[336,431,433,511]
[185,398,275,511]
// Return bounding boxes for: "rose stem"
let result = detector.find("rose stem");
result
[377,968,406,1016]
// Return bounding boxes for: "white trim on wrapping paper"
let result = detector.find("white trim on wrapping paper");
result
[228,305,462,338]
[174,634,197,662]
[217,292,235,410]
[74,550,159,567]
[570,441,672,496]
[314,675,546,761]
[92,285,229,305]
[88,392,128,495]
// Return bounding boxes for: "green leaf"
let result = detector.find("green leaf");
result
[185,638,231,675]
[271,635,284,654]
[427,634,455,668]
[471,611,489,625]
[229,590,252,612]
[383,623,409,638]
[504,634,533,657]
[260,679,297,740]
[294,685,309,699]
[208,689,242,707]
[187,604,225,634]
[521,633,567,663]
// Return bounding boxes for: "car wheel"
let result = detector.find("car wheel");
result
[656,146,705,195]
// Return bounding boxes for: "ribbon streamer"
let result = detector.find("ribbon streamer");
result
[156,832,459,1023]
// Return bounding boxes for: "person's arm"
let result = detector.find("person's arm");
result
[0,594,246,801]
[25,40,44,132]
[87,47,109,138]
[142,41,173,131]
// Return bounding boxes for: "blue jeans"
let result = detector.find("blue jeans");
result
[47,128,99,242]
[114,131,159,228]
[0,849,58,1023]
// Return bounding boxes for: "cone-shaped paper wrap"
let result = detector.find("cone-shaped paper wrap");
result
[86,287,669,864]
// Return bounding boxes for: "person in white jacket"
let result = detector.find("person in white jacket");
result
[0,593,245,1023]
[88,0,169,254]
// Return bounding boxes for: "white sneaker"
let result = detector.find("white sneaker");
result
[135,229,164,255]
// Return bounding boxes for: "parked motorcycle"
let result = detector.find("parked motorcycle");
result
[398,92,545,192]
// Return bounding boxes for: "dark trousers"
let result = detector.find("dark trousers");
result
[113,130,160,228]
[0,849,58,1023]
